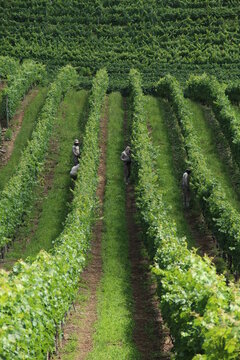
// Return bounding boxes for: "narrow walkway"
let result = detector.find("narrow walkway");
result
[54,96,108,360]
[146,96,216,258]
[55,93,173,360]
[124,98,172,359]
[74,97,108,359]
[87,92,139,359]
[0,87,47,190]
[0,90,88,270]
[127,184,172,359]
[145,96,194,245]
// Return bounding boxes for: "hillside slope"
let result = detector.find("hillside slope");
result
[0,0,240,86]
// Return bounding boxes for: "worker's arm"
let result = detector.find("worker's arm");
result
[121,152,127,161]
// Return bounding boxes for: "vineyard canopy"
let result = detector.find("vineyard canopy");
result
[0,0,240,87]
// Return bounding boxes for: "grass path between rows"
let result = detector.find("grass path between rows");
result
[87,92,139,359]
[146,96,219,261]
[187,99,240,213]
[1,90,88,269]
[146,96,195,247]
[53,96,108,360]
[0,87,48,191]
[54,93,171,360]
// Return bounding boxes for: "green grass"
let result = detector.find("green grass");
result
[0,87,48,191]
[87,93,140,360]
[146,96,195,246]
[3,90,88,267]
[187,99,240,212]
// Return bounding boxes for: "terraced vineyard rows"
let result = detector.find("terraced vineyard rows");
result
[0,68,108,359]
[130,69,240,359]
[1,57,240,359]
[1,1,240,88]
[2,0,240,357]
[0,89,88,270]
[0,87,48,190]
[0,65,77,254]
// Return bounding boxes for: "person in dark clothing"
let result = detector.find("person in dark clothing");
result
[121,146,131,184]
[72,139,80,165]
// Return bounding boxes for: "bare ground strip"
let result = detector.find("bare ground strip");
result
[123,98,172,360]
[55,97,108,360]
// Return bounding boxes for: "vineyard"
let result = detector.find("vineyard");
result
[1,1,240,359]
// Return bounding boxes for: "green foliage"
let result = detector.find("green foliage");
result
[0,56,19,79]
[0,88,48,191]
[157,74,240,273]
[185,74,240,166]
[4,128,12,141]
[1,2,240,88]
[129,69,240,359]
[0,65,78,251]
[187,101,240,206]
[87,92,140,359]
[226,82,240,103]
[145,96,195,247]
[0,60,46,125]
[1,90,88,269]
[20,90,88,259]
[0,68,108,359]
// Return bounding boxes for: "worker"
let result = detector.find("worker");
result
[121,146,131,185]
[70,164,80,180]
[182,169,191,209]
[72,139,80,165]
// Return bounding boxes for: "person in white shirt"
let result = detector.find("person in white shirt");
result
[121,146,131,185]
[72,139,80,165]
[182,169,191,209]
[70,164,80,180]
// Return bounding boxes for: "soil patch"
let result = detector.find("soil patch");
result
[0,88,39,166]
[124,98,172,359]
[0,80,7,90]
[184,210,216,257]
[55,98,108,360]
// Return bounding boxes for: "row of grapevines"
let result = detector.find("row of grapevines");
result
[129,69,240,360]
[0,68,108,359]
[0,60,46,124]
[157,74,240,273]
[0,65,78,253]
[185,74,240,164]
[0,56,19,79]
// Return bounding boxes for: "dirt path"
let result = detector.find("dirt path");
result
[55,97,108,360]
[123,98,172,359]
[0,88,39,166]
[184,211,216,257]
[0,80,7,90]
